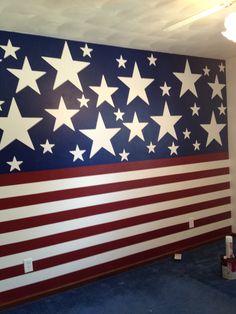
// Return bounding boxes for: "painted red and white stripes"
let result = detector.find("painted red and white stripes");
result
[0,152,231,305]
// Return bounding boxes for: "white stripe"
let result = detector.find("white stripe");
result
[0,159,229,199]
[0,202,231,246]
[0,219,231,292]
[0,174,230,223]
[0,204,231,268]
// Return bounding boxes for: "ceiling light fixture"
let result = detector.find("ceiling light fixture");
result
[164,0,235,32]
[222,12,236,42]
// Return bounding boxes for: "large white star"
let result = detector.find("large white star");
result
[79,113,121,158]
[45,97,80,131]
[42,41,90,91]
[200,111,226,146]
[7,156,23,172]
[118,62,154,105]
[70,145,86,161]
[0,39,20,59]
[151,101,182,141]
[173,59,201,97]
[7,57,46,93]
[123,112,148,142]
[0,98,42,150]
[208,75,225,100]
[90,75,118,108]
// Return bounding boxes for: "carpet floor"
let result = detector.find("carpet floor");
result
[2,238,236,314]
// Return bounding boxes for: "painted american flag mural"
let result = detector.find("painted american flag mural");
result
[0,30,231,306]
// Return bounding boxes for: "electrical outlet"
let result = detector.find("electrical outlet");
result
[189,217,194,228]
[23,258,33,273]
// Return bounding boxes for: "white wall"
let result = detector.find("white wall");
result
[226,56,236,233]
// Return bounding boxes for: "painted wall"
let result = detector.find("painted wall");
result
[226,56,236,233]
[0,30,231,307]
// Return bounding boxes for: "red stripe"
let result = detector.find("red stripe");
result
[0,152,229,186]
[0,197,230,258]
[0,222,190,280]
[0,195,231,234]
[0,184,228,256]
[0,226,231,307]
[0,167,229,211]
[0,177,230,215]
[0,187,230,259]
[0,212,231,280]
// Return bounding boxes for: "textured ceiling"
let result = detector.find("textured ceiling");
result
[0,0,236,59]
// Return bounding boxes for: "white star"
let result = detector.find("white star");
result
[151,101,182,141]
[0,98,42,150]
[80,43,93,57]
[183,128,191,139]
[118,62,154,105]
[147,53,157,66]
[116,55,127,68]
[173,59,201,97]
[218,62,225,72]
[218,103,227,115]
[0,100,4,111]
[190,103,200,116]
[7,156,23,172]
[123,112,148,142]
[160,82,171,96]
[200,111,226,146]
[79,112,121,158]
[119,149,130,161]
[90,75,118,108]
[147,141,156,153]
[78,94,90,108]
[193,140,201,151]
[45,97,80,131]
[42,41,90,91]
[203,66,210,76]
[7,57,46,94]
[168,142,179,155]
[208,75,225,100]
[0,39,20,59]
[70,145,86,161]
[114,108,125,121]
[40,139,55,154]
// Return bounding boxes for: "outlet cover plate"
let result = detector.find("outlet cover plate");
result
[23,258,33,273]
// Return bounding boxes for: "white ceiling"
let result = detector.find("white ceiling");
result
[0,0,236,59]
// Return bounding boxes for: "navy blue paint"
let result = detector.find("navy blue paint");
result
[0,31,228,174]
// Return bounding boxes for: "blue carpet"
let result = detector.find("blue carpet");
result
[2,239,236,314]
